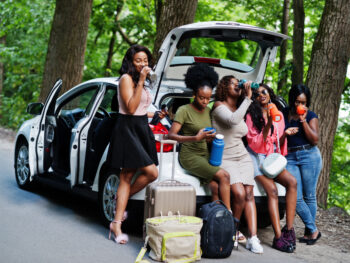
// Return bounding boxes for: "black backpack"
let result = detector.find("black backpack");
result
[199,200,235,258]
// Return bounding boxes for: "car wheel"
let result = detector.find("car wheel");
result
[98,171,120,227]
[15,140,32,189]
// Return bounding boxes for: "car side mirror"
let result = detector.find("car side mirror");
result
[26,102,44,115]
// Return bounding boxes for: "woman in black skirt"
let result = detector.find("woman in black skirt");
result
[108,45,159,244]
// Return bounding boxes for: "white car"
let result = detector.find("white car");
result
[14,21,288,229]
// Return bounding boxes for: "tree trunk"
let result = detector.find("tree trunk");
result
[40,0,93,102]
[153,0,198,60]
[291,0,305,86]
[306,0,350,207]
[277,0,290,91]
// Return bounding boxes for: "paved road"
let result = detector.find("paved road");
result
[0,139,305,263]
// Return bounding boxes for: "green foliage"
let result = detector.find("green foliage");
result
[328,117,350,214]
[0,0,54,129]
[84,0,156,80]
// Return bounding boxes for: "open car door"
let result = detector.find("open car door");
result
[34,79,62,176]
[69,83,106,188]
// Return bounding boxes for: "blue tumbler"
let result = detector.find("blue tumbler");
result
[209,134,225,166]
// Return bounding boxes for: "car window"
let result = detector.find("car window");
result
[58,86,99,121]
[175,37,261,72]
[175,38,260,71]
[99,86,117,113]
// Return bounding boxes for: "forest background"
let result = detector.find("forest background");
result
[0,0,349,213]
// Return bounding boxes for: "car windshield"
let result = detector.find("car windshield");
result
[173,37,261,72]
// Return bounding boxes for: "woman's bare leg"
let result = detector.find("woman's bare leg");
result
[255,175,281,238]
[275,169,297,229]
[213,169,231,210]
[209,180,219,201]
[231,183,246,220]
[111,168,135,241]
[244,185,257,237]
[129,164,158,197]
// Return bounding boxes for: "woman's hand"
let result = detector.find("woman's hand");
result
[196,128,215,142]
[285,127,299,136]
[244,81,253,99]
[140,66,151,82]
[158,107,168,119]
[298,106,308,122]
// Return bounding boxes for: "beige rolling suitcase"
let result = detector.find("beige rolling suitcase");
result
[143,140,196,235]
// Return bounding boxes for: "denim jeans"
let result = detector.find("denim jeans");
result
[286,146,322,233]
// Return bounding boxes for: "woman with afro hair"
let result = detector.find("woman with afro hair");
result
[211,75,263,253]
[168,63,231,211]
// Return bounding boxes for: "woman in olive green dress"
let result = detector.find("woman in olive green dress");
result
[168,64,231,210]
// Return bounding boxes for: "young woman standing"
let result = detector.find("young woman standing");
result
[108,45,159,244]
[282,84,322,245]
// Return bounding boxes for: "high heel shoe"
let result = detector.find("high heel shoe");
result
[109,220,129,244]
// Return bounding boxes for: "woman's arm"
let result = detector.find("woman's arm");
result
[119,67,150,114]
[298,109,319,145]
[213,98,252,126]
[302,117,319,145]
[280,127,299,147]
[168,122,211,143]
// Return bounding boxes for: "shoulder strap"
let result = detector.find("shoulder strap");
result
[135,237,150,263]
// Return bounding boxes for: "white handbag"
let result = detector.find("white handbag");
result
[260,122,287,179]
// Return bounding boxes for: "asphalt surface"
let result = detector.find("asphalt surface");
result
[0,139,305,263]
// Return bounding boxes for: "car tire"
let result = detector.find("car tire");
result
[15,140,33,189]
[98,170,120,227]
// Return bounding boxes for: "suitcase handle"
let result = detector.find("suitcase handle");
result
[159,139,177,181]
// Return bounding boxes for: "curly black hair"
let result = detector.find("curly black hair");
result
[119,44,154,85]
[184,63,218,93]
[215,75,246,107]
[247,83,284,132]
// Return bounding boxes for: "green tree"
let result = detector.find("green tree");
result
[0,0,54,128]
[306,0,350,206]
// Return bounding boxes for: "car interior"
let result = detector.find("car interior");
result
[49,85,118,185]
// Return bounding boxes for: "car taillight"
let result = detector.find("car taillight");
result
[149,122,174,152]
[194,56,220,64]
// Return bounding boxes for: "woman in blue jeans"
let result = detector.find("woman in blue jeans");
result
[281,84,322,245]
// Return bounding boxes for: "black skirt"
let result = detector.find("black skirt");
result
[107,113,158,169]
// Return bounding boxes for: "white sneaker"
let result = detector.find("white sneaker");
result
[246,235,264,254]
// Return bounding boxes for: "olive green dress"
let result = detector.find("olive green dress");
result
[174,104,220,184]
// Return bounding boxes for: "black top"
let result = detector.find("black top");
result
[283,107,318,148]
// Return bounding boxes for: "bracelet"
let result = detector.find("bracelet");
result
[300,119,306,123]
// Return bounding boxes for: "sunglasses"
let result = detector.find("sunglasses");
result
[256,89,269,96]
